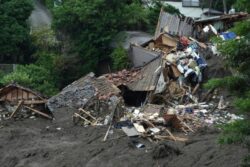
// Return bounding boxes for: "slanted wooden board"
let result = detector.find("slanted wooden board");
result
[24,105,52,119]
[10,100,23,118]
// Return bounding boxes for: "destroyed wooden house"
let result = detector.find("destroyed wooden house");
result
[0,84,51,119]
[47,73,123,119]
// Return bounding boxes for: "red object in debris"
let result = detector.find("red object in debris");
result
[180,36,190,47]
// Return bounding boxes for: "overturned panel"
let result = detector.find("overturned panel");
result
[130,45,160,68]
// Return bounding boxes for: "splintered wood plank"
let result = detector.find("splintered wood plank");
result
[10,100,23,118]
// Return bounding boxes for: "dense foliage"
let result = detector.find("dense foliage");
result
[0,0,34,63]
[51,0,148,83]
[51,0,180,84]
[111,46,129,70]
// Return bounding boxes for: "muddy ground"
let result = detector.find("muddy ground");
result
[0,108,248,167]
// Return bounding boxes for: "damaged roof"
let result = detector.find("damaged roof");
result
[47,73,120,111]
[155,8,194,39]
[127,57,162,91]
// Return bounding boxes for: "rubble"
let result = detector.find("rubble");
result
[1,9,244,145]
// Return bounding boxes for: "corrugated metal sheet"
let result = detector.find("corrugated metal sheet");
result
[155,9,194,39]
[130,45,160,68]
[128,57,162,91]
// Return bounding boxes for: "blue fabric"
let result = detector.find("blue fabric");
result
[194,56,207,69]
[221,32,237,40]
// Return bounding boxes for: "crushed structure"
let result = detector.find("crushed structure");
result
[0,83,52,120]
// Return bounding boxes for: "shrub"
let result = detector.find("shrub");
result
[218,120,250,144]
[111,46,129,71]
[0,64,58,96]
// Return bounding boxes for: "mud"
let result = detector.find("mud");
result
[0,108,248,167]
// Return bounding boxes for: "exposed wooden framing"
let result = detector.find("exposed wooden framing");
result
[24,105,52,119]
[78,108,96,120]
[73,113,92,124]
[9,100,23,118]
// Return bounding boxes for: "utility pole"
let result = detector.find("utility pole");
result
[222,0,227,14]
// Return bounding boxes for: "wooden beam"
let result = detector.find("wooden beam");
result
[9,100,23,118]
[23,100,47,105]
[23,105,52,119]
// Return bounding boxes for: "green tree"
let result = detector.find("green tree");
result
[111,46,129,70]
[52,0,149,82]
[0,64,58,96]
[0,0,34,63]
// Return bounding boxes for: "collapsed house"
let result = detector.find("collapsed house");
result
[47,73,124,123]
[0,84,52,120]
